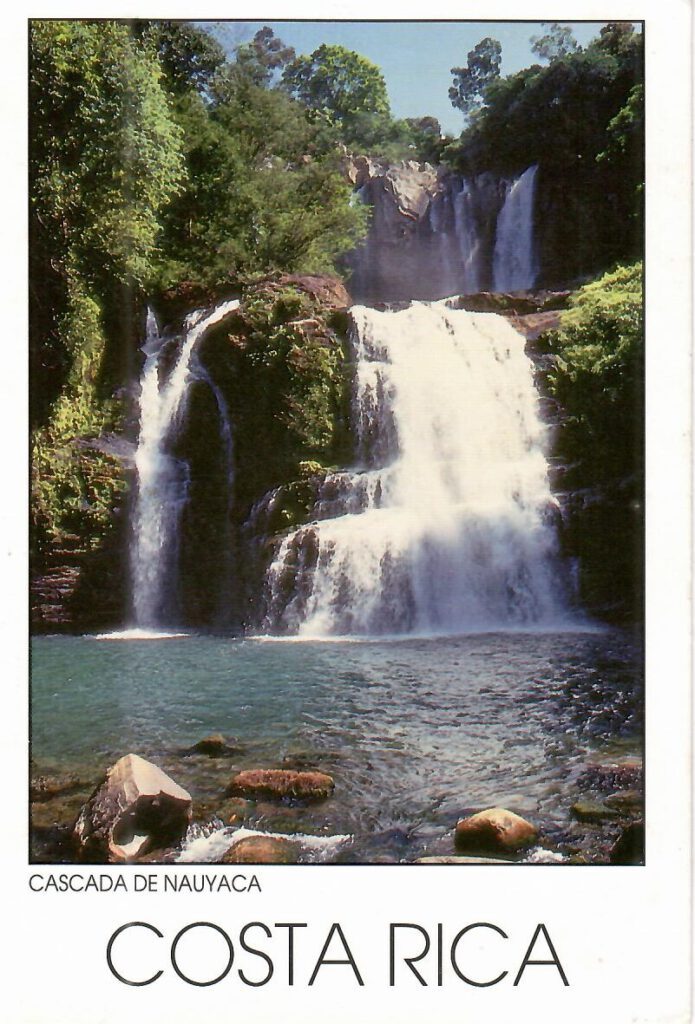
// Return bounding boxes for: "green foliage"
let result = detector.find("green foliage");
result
[30,20,186,289]
[132,20,226,95]
[547,262,643,484]
[449,37,502,118]
[530,23,580,62]
[239,288,345,459]
[208,281,352,512]
[31,277,127,554]
[157,78,368,287]
[282,44,391,147]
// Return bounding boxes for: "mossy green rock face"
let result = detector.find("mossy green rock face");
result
[202,274,352,516]
[31,276,131,630]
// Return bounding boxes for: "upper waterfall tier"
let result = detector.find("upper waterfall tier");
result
[348,161,539,303]
[263,299,572,637]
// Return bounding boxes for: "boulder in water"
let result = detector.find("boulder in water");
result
[185,733,239,758]
[227,769,334,802]
[604,790,643,813]
[221,835,300,865]
[455,808,538,854]
[73,753,192,863]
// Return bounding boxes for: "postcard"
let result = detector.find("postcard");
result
[3,0,692,1021]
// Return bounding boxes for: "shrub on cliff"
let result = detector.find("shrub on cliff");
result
[547,262,643,485]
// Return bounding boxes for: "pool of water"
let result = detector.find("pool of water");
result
[30,627,643,862]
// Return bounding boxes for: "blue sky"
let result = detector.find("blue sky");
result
[203,21,612,135]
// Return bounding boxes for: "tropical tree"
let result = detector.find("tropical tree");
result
[30,20,185,290]
[449,37,502,118]
[530,23,580,62]
[130,20,226,95]
[30,20,186,421]
[234,25,296,86]
[282,44,391,147]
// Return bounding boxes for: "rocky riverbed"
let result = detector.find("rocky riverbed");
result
[31,741,643,866]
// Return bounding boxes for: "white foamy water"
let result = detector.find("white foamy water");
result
[493,164,539,292]
[93,628,190,641]
[176,826,351,864]
[264,299,570,636]
[130,300,239,627]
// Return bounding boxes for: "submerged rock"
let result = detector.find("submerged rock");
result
[227,769,334,802]
[185,734,239,758]
[415,855,513,864]
[570,801,620,824]
[216,798,255,825]
[73,753,192,863]
[31,773,91,803]
[221,835,300,865]
[455,808,538,854]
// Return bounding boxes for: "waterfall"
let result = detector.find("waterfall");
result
[493,165,539,291]
[350,164,538,301]
[453,179,484,294]
[263,300,569,637]
[130,299,239,627]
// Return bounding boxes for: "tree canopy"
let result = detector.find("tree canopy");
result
[282,44,391,146]
[530,23,580,62]
[449,37,502,118]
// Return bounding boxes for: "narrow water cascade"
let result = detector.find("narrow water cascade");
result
[493,164,539,292]
[130,299,239,628]
[263,300,571,636]
[452,179,485,294]
[350,164,538,301]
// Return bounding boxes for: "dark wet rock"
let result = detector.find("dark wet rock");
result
[184,734,240,758]
[31,773,92,803]
[135,847,180,864]
[446,290,570,316]
[30,823,78,864]
[73,753,192,863]
[455,808,538,854]
[610,821,644,865]
[604,790,643,814]
[220,835,300,865]
[227,769,334,802]
[571,801,620,824]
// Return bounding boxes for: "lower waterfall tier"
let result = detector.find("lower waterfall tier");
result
[262,300,573,636]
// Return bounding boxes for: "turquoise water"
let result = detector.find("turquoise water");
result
[31,628,642,860]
